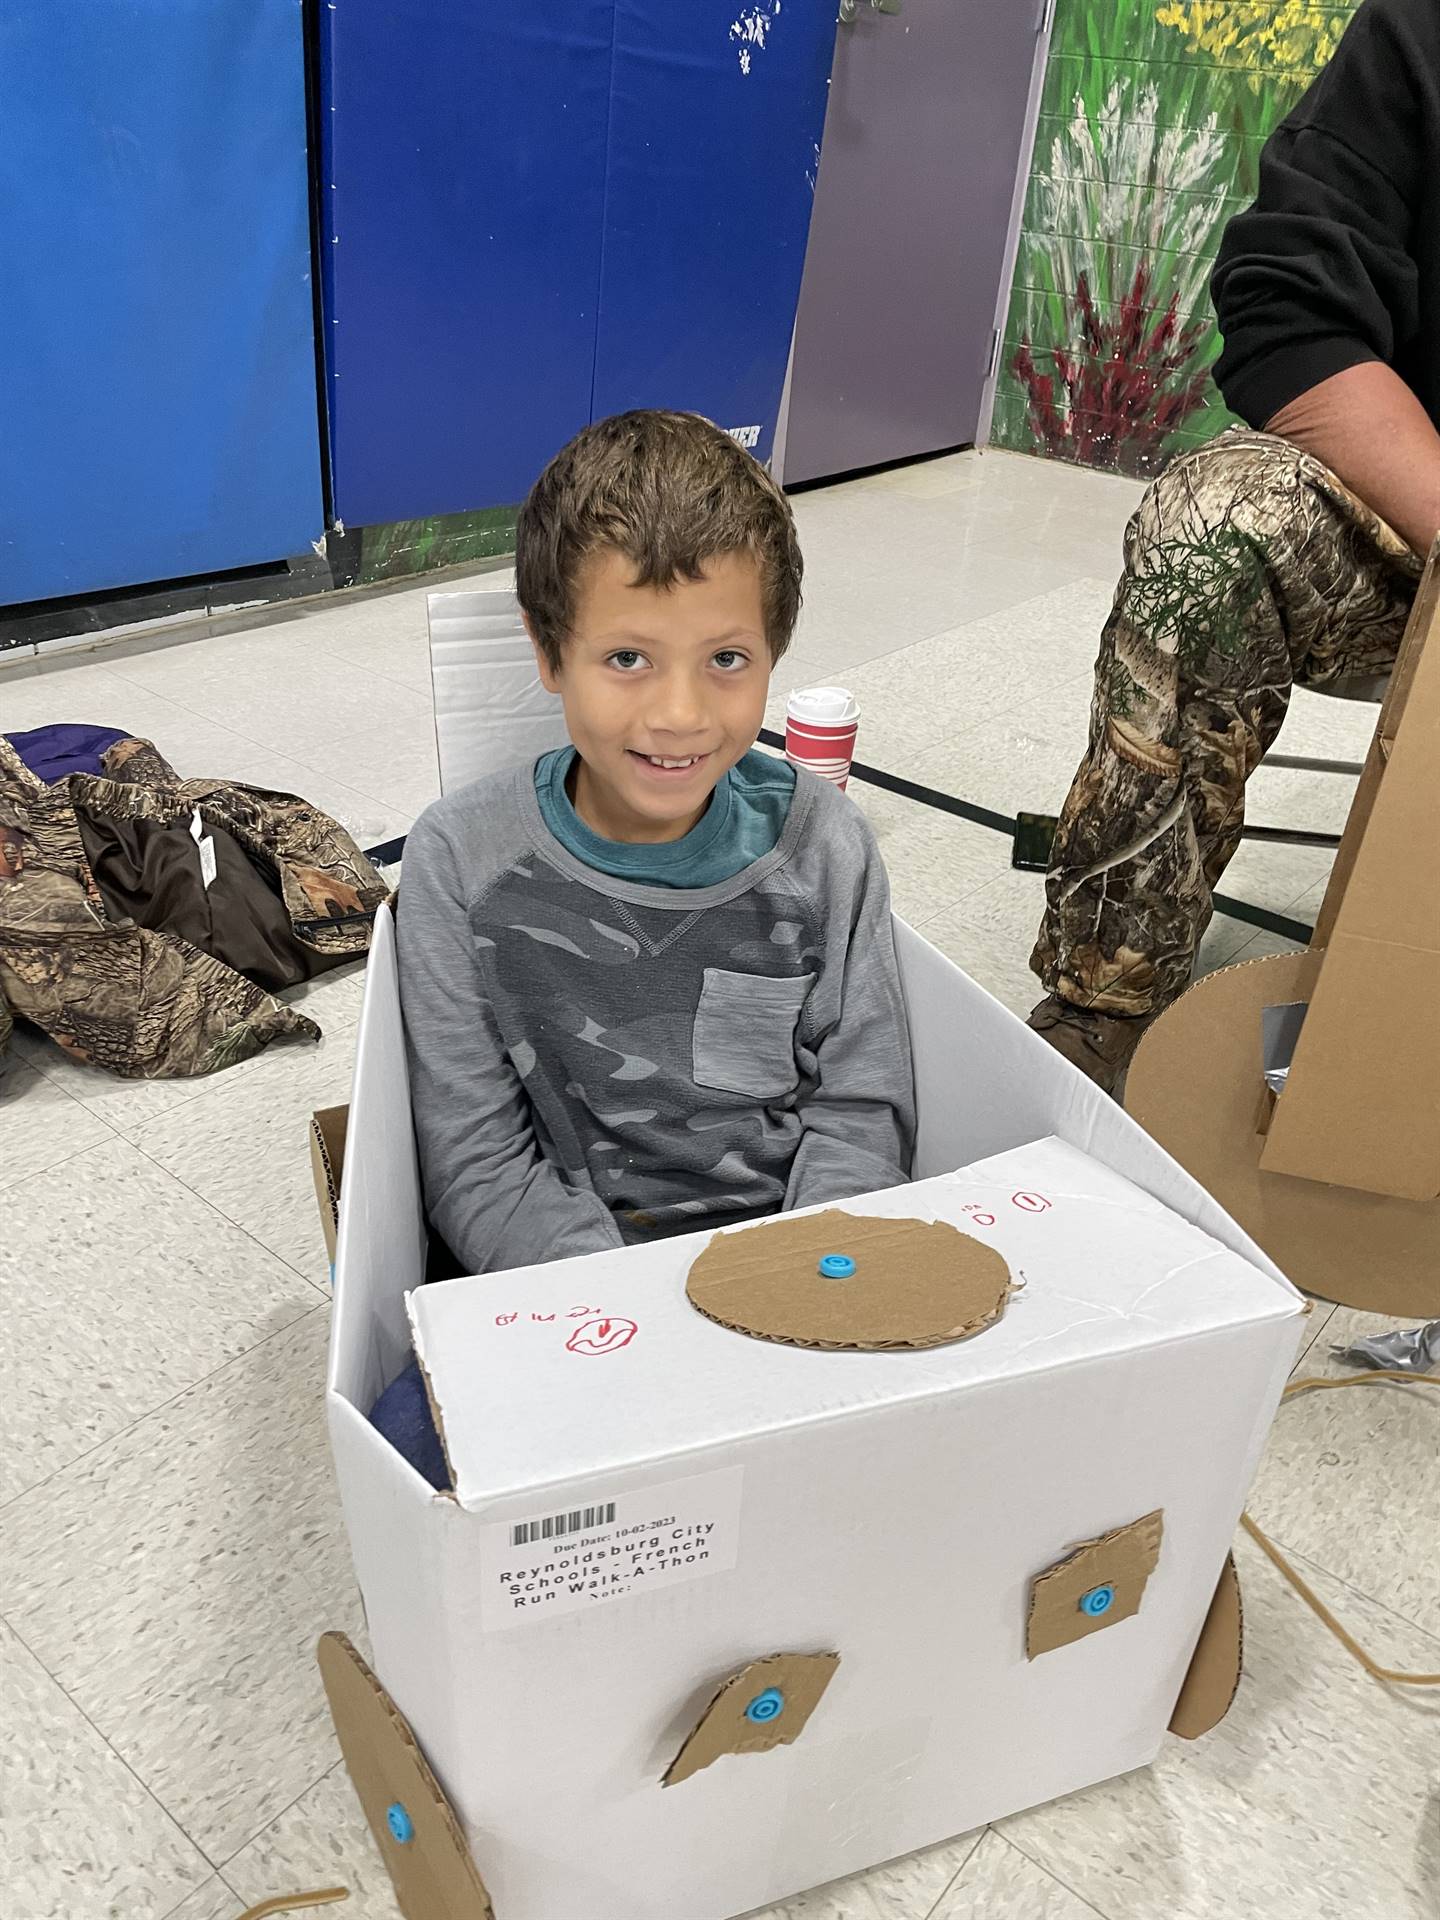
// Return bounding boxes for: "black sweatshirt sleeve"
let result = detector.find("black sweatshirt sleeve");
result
[1211,0,1435,428]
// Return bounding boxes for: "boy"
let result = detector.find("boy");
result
[374,411,913,1479]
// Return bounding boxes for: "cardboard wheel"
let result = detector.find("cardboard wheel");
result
[1125,955,1439,1317]
[317,1632,494,1920]
[1168,1551,1243,1739]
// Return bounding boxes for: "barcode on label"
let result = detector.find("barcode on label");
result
[511,1501,616,1547]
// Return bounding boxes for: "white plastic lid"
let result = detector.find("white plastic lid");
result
[786,685,859,724]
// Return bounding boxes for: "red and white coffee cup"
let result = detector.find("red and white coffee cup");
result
[785,686,861,790]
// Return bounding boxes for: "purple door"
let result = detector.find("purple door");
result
[782,0,1043,485]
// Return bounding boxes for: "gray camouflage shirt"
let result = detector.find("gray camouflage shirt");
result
[397,760,915,1276]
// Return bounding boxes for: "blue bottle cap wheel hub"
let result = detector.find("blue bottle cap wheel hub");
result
[818,1253,856,1279]
[1079,1583,1115,1617]
[386,1801,415,1844]
[744,1686,786,1724]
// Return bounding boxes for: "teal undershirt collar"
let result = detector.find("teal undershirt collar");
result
[534,746,796,888]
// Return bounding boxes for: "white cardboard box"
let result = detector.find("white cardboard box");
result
[323,592,1305,1920]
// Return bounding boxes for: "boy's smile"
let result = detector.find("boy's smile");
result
[532,548,772,845]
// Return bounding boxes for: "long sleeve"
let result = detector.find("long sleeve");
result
[1211,0,1436,430]
[396,807,623,1276]
[784,822,915,1212]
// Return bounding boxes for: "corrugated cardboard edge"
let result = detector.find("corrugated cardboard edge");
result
[662,1651,840,1787]
[410,1326,460,1501]
[1026,1510,1165,1659]
[317,1630,494,1920]
[309,1105,349,1266]
[1168,1551,1244,1739]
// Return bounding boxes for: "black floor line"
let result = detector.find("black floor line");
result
[362,738,1316,947]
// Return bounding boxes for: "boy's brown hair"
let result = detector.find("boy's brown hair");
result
[516,410,803,670]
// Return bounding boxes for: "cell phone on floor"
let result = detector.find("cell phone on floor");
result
[1011,811,1057,873]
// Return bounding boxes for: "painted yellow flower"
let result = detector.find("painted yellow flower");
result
[1156,0,1352,86]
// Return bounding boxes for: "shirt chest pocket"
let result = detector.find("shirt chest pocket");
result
[693,967,816,1100]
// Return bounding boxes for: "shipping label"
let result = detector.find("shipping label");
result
[478,1465,743,1631]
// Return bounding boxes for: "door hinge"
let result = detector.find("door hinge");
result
[1037,0,1057,35]
[986,326,1003,380]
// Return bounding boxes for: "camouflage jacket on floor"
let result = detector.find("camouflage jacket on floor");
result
[0,736,388,1077]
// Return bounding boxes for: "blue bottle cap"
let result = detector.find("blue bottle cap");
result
[386,1801,415,1844]
[818,1253,856,1279]
[744,1686,786,1724]
[1079,1583,1115,1618]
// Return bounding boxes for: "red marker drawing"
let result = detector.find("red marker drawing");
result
[566,1316,639,1356]
[1011,1192,1052,1213]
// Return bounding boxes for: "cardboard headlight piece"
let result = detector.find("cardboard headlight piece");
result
[311,589,1303,1920]
[686,1207,1014,1348]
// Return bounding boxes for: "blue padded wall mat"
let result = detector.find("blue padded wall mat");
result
[0,1,324,606]
[319,1,612,528]
[591,2,836,464]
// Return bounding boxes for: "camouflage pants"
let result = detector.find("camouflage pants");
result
[1032,429,1421,1019]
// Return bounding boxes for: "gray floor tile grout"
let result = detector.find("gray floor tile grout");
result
[0,1298,329,1518]
[16,1036,239,1129]
[998,1832,1112,1917]
[919,1828,989,1916]
[157,1877,233,1920]
[3,1116,121,1186]
[123,1136,335,1298]
[1247,1512,1440,1652]
[0,1610,221,1880]
[217,1757,347,1883]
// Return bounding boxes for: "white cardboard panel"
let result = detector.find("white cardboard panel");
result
[894,921,1290,1282]
[329,906,426,1414]
[427,589,568,794]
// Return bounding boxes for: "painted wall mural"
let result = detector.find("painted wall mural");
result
[990,0,1360,478]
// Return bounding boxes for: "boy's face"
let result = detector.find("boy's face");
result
[532,548,772,844]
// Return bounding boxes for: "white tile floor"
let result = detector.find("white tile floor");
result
[3,449,1433,1920]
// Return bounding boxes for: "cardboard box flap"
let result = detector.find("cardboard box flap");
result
[428,589,568,796]
[329,906,429,1413]
[407,1136,1303,1514]
[662,1652,840,1787]
[686,1208,1013,1349]
[891,922,1298,1295]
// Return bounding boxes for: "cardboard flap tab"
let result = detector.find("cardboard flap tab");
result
[686,1208,1014,1350]
[662,1651,840,1787]
[1026,1510,1165,1659]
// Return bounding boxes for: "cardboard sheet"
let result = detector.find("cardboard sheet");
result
[1257,576,1440,1204]
[1026,1511,1165,1659]
[685,1208,1013,1350]
[663,1652,840,1787]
